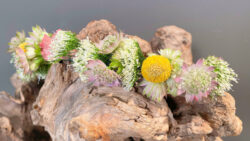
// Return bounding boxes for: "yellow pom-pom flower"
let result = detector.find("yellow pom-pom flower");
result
[18,42,28,52]
[141,55,172,83]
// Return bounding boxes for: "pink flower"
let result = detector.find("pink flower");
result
[40,29,62,61]
[140,80,167,102]
[15,48,30,74]
[40,34,52,61]
[94,33,121,54]
[84,60,121,87]
[178,59,217,102]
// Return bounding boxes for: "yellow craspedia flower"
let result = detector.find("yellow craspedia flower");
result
[141,55,172,83]
[18,42,28,52]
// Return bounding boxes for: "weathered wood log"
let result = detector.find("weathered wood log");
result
[0,19,242,141]
[30,62,172,141]
[77,19,152,57]
[29,63,242,141]
[151,25,193,65]
[77,19,118,43]
[0,75,51,141]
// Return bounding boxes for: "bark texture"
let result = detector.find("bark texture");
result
[0,19,242,141]
[77,19,152,57]
[77,19,118,43]
[31,63,171,141]
[151,25,193,65]
[0,74,51,141]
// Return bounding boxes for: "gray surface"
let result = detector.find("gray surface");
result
[0,0,249,140]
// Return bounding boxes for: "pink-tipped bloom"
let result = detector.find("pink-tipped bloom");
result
[40,30,62,61]
[15,48,30,74]
[84,60,121,87]
[178,59,217,102]
[140,80,167,102]
[40,34,52,61]
[95,33,121,54]
[40,29,79,61]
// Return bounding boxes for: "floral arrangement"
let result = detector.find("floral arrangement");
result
[140,49,184,101]
[8,26,238,103]
[72,35,144,90]
[204,56,238,97]
[40,29,80,62]
[176,59,217,102]
[9,26,50,81]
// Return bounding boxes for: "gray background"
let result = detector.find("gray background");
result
[0,0,249,140]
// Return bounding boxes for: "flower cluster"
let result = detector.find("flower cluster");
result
[9,26,50,81]
[140,55,171,101]
[40,30,80,62]
[159,49,183,96]
[8,26,238,103]
[204,56,238,97]
[140,48,238,103]
[141,55,171,83]
[72,38,100,81]
[177,59,217,102]
[95,33,121,54]
[140,48,182,102]
[140,80,167,102]
[85,60,120,87]
[72,35,144,89]
[174,57,238,102]
[111,38,144,90]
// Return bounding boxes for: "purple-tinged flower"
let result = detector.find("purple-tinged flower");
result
[140,80,167,102]
[40,34,52,61]
[178,59,217,102]
[95,33,121,54]
[9,26,51,81]
[84,60,121,87]
[204,56,238,97]
[40,29,80,61]
[15,47,30,74]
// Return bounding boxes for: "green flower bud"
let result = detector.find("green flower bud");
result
[30,58,42,71]
[25,47,36,59]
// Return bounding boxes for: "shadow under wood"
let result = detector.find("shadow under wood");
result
[24,126,51,141]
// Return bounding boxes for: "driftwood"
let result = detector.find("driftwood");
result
[0,19,242,141]
[0,74,51,141]
[151,25,193,65]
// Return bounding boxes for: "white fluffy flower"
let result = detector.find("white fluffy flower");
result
[112,38,144,90]
[72,38,98,81]
[178,59,217,102]
[95,33,121,54]
[41,30,79,61]
[159,48,183,77]
[8,31,26,52]
[26,25,48,45]
[140,80,167,102]
[204,56,238,97]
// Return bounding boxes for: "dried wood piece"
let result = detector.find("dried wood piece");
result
[167,92,242,140]
[192,92,243,137]
[31,63,172,141]
[0,91,23,117]
[0,19,242,141]
[29,63,242,141]
[0,116,22,141]
[77,19,118,43]
[0,76,51,141]
[151,25,193,65]
[77,19,152,56]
